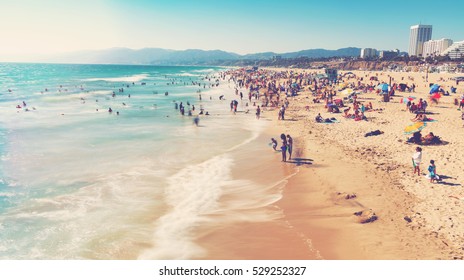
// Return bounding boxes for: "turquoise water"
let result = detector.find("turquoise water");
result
[0,63,277,259]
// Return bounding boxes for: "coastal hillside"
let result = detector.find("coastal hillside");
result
[40,47,362,65]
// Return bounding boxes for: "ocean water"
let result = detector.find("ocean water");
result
[0,63,292,259]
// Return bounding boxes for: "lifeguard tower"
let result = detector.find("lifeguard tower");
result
[325,68,338,82]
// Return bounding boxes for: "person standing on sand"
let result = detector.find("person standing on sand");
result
[280,133,287,162]
[256,105,261,119]
[287,134,293,160]
[412,146,422,176]
[427,160,438,183]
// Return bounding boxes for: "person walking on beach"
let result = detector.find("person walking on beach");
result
[280,133,287,162]
[287,134,293,160]
[412,146,422,176]
[256,105,261,119]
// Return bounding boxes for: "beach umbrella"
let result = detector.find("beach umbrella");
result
[429,84,440,94]
[377,83,389,92]
[340,88,354,95]
[338,83,348,90]
[400,96,416,103]
[404,122,427,135]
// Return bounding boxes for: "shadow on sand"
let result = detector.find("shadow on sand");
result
[286,157,313,166]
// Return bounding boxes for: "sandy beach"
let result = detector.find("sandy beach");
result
[197,68,464,260]
[275,69,464,259]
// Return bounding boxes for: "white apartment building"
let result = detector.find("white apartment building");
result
[441,40,464,59]
[409,25,432,56]
[360,48,377,58]
[423,38,453,57]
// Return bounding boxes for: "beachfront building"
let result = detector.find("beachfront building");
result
[379,49,400,60]
[423,39,453,57]
[409,24,433,57]
[441,40,464,60]
[360,48,377,59]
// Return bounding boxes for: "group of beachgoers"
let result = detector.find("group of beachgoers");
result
[11,73,224,122]
[270,134,293,162]
[412,146,439,183]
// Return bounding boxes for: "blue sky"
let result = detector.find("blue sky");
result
[1,0,463,58]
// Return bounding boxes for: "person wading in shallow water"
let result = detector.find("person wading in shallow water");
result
[280,133,287,162]
[287,134,293,160]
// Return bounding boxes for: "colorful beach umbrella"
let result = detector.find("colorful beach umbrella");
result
[404,122,427,135]
[429,84,440,94]
[377,83,389,92]
[338,83,348,90]
[340,88,354,95]
[400,96,416,103]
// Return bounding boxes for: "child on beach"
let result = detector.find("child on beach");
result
[412,147,422,176]
[427,160,438,183]
[271,138,278,150]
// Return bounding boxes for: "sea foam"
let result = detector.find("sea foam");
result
[138,154,233,259]
[84,74,149,83]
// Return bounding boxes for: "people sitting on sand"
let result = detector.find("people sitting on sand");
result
[407,131,422,144]
[316,113,338,123]
[411,113,429,122]
[366,102,373,111]
[409,102,418,113]
[421,132,442,145]
[354,111,367,121]
[327,104,340,113]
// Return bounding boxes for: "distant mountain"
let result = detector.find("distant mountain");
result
[44,47,240,65]
[42,47,362,65]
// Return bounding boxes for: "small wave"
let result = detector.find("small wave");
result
[139,154,233,259]
[0,192,15,198]
[83,74,149,83]
[177,73,200,77]
[192,69,215,73]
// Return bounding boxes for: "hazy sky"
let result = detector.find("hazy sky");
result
[1,0,464,59]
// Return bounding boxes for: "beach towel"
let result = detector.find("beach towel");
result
[425,174,440,181]
[319,120,340,124]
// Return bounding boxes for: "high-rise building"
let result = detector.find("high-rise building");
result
[423,39,453,57]
[409,25,433,56]
[360,48,377,58]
